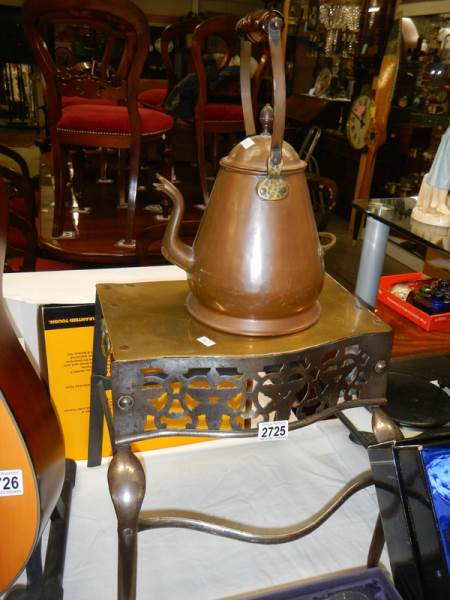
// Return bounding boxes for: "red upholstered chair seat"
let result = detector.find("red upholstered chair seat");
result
[62,95,118,108]
[203,103,243,122]
[138,86,168,107]
[56,104,173,135]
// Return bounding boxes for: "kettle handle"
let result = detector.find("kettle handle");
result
[237,10,285,163]
[239,39,256,137]
[318,232,337,252]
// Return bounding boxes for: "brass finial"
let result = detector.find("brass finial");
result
[260,104,273,135]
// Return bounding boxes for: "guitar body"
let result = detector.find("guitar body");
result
[0,178,65,593]
[0,396,39,591]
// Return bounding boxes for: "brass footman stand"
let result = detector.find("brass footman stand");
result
[87,276,402,600]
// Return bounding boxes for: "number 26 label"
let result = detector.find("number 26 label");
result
[0,469,24,496]
[258,420,289,441]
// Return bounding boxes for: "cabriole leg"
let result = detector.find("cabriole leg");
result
[108,446,146,600]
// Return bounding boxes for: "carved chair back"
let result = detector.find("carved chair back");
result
[160,17,204,97]
[191,14,268,119]
[190,14,269,204]
[23,0,149,123]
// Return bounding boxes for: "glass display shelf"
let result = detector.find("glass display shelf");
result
[354,196,450,257]
[353,196,450,307]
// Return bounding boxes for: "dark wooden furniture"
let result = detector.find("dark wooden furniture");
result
[138,17,203,110]
[0,145,72,271]
[376,301,450,360]
[312,129,360,219]
[307,173,338,231]
[23,0,174,246]
[191,14,269,204]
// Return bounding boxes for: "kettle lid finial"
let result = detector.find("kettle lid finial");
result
[260,104,273,136]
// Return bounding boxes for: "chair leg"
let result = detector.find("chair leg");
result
[51,138,68,237]
[124,142,141,245]
[98,148,114,184]
[118,149,127,210]
[71,148,89,210]
[212,133,219,173]
[195,122,209,205]
[159,133,173,219]
[108,447,146,600]
[160,132,172,181]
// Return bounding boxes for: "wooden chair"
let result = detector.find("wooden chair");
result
[307,174,338,231]
[191,15,269,204]
[23,0,174,246]
[138,17,203,110]
[0,147,72,271]
[138,17,205,216]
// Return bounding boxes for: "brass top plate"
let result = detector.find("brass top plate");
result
[96,275,391,362]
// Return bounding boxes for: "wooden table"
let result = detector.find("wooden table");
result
[376,301,450,360]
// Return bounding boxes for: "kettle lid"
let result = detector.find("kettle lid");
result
[220,103,306,175]
[221,135,306,175]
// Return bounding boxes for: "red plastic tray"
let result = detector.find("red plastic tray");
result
[378,272,450,332]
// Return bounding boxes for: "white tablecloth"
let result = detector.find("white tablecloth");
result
[3,265,186,372]
[47,422,385,600]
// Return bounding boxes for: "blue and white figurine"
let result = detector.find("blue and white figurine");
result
[413,126,450,227]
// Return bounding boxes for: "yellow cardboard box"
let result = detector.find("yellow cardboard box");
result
[42,304,213,460]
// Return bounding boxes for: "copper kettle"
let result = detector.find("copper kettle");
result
[156,9,335,336]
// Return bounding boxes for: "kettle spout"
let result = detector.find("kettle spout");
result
[154,175,195,272]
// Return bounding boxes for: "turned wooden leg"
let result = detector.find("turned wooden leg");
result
[51,137,68,237]
[71,147,89,209]
[195,121,209,205]
[159,133,173,218]
[108,446,146,600]
[124,140,141,245]
[160,132,172,181]
[118,149,127,210]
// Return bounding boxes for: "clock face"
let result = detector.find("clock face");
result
[346,95,374,150]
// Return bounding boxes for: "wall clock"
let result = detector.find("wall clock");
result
[346,93,374,150]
